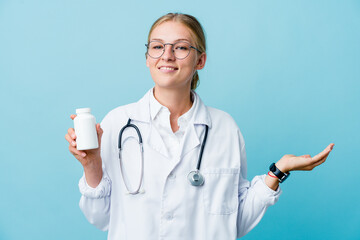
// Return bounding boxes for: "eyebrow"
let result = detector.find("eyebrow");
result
[150,38,192,43]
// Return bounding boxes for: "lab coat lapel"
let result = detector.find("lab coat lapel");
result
[147,124,169,158]
[179,92,212,158]
[179,123,200,158]
[126,89,169,158]
[125,90,151,124]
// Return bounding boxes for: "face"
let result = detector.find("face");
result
[146,21,206,90]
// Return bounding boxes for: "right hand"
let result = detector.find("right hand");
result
[65,114,104,187]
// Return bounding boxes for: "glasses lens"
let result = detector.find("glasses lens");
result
[173,42,191,59]
[148,42,164,58]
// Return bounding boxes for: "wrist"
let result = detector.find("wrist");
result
[265,173,280,191]
[82,156,102,169]
[275,160,290,173]
[83,162,103,188]
[83,159,102,175]
[267,171,278,179]
[269,162,290,183]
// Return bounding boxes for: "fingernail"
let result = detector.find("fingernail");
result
[71,134,76,139]
[71,141,76,146]
[82,153,86,157]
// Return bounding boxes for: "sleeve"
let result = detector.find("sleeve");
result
[78,115,114,231]
[78,168,111,231]
[236,130,282,238]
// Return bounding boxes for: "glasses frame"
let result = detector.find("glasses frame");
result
[145,40,201,60]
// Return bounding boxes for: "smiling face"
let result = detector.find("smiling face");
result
[146,21,206,91]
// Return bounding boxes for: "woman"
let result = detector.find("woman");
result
[65,13,334,239]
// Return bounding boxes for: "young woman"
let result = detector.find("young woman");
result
[65,13,334,240]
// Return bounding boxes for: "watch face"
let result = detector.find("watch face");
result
[270,163,276,172]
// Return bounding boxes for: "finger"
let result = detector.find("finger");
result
[311,144,334,162]
[69,145,87,158]
[299,154,311,158]
[70,114,77,120]
[313,151,330,164]
[306,151,330,170]
[65,133,77,147]
[308,152,330,170]
[67,128,76,140]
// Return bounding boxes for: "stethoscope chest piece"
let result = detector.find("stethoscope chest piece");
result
[188,170,204,186]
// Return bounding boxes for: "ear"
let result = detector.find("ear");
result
[195,52,207,70]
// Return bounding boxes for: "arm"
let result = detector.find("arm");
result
[65,114,103,187]
[235,129,334,238]
[236,134,281,238]
[78,168,111,231]
[65,114,111,230]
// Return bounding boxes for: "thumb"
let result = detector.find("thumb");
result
[96,123,103,143]
[96,123,103,136]
[299,154,312,158]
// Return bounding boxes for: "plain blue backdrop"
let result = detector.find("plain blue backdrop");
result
[1,0,359,239]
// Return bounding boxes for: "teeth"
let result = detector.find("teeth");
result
[160,67,175,70]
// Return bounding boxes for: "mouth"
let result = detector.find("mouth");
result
[158,66,179,72]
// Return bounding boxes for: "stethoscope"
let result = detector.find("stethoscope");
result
[118,118,209,195]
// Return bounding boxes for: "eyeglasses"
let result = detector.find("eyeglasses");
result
[145,40,201,60]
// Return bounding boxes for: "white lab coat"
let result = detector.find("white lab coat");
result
[79,89,281,240]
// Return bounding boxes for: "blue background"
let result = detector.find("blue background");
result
[1,0,359,239]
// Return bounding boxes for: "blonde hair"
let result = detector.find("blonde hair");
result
[147,13,206,90]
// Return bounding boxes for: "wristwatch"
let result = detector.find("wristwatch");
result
[269,163,290,183]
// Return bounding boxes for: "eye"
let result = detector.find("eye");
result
[149,42,164,50]
[174,43,189,51]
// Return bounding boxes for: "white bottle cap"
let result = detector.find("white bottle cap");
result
[76,108,91,114]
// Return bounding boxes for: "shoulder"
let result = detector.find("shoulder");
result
[105,102,137,119]
[205,105,245,145]
[206,106,239,130]
[100,89,151,127]
[100,102,136,128]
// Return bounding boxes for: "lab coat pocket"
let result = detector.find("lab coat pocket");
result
[203,168,239,215]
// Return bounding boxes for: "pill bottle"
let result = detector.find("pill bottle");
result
[74,108,99,150]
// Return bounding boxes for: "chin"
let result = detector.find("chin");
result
[153,79,185,89]
[152,73,192,90]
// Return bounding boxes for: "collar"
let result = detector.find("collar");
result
[149,88,197,128]
[149,88,166,122]
[126,88,212,128]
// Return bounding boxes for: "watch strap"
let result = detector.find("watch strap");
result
[269,163,290,183]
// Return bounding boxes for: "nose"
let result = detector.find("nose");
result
[161,44,175,61]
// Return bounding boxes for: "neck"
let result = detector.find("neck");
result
[153,86,193,132]
[153,86,193,117]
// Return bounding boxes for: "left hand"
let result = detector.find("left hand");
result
[275,143,335,173]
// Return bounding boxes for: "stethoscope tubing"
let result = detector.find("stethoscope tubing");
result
[118,118,144,195]
[118,118,208,194]
[196,125,208,171]
[118,118,143,149]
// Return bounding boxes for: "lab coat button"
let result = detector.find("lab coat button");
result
[165,213,173,220]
